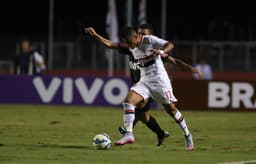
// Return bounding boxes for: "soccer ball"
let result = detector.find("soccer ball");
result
[92,133,111,150]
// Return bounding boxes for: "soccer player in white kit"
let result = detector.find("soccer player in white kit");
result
[115,26,194,150]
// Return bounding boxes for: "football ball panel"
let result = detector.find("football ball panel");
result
[93,133,111,150]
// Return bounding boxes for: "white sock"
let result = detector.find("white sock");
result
[123,103,135,133]
[174,110,190,136]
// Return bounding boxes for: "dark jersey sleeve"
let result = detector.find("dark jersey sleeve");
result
[129,68,141,84]
[118,43,131,55]
[118,43,141,84]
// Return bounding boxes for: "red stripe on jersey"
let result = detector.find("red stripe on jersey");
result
[176,116,184,123]
[125,109,135,113]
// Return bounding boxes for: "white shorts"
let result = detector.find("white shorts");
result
[130,78,177,104]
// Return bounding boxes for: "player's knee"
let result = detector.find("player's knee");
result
[124,91,143,105]
[170,103,177,111]
[144,112,151,122]
[137,103,144,109]
[137,99,148,109]
[163,103,177,116]
[124,98,132,104]
[124,96,136,105]
[143,112,151,123]
[140,115,148,124]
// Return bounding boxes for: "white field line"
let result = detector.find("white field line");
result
[217,160,256,164]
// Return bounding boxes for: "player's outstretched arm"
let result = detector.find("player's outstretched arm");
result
[166,56,203,78]
[84,27,119,49]
[162,42,174,54]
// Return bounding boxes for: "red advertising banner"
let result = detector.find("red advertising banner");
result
[173,80,256,110]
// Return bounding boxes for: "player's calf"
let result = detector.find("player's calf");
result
[163,103,194,150]
[115,102,136,146]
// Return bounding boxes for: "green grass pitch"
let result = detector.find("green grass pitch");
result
[0,104,256,164]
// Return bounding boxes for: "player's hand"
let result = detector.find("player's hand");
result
[192,67,203,79]
[84,27,97,37]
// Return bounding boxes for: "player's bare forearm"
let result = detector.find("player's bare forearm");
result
[84,27,119,49]
[166,57,201,75]
[174,58,193,71]
[174,58,202,77]
[94,33,119,49]
[166,56,176,64]
[162,42,174,54]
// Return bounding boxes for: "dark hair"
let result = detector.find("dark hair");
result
[120,26,136,40]
[137,23,154,34]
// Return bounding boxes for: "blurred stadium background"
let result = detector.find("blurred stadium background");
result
[1,0,256,74]
[0,0,256,164]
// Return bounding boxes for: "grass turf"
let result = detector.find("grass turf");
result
[0,104,256,164]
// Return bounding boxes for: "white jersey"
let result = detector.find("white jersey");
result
[129,35,169,81]
[129,35,177,104]
[33,51,46,74]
